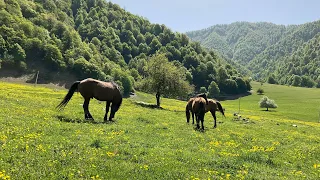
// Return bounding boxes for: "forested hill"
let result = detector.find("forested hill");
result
[0,0,250,96]
[186,21,320,88]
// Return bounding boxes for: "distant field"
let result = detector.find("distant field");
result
[229,81,320,123]
[0,81,320,179]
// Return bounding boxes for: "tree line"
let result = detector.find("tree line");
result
[0,0,251,98]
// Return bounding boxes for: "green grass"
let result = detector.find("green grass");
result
[0,81,320,179]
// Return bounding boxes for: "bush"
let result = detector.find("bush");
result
[199,87,207,93]
[111,68,134,95]
[73,57,106,80]
[257,88,264,95]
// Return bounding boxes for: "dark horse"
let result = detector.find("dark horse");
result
[191,97,207,130]
[56,78,122,122]
[186,98,225,128]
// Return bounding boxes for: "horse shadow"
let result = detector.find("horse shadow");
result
[193,126,206,133]
[55,115,115,124]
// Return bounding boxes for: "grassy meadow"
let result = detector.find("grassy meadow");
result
[0,81,320,179]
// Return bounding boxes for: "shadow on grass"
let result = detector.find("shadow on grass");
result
[134,101,164,109]
[260,109,278,112]
[55,115,116,124]
[217,91,252,101]
[193,126,205,133]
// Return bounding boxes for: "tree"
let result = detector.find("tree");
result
[235,77,247,93]
[291,75,301,86]
[259,96,278,111]
[300,75,315,88]
[208,81,220,98]
[141,53,192,107]
[217,67,229,83]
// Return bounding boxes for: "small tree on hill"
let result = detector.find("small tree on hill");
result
[259,96,278,111]
[140,53,192,107]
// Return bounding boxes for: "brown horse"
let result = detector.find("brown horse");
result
[191,97,206,130]
[56,78,122,122]
[186,98,225,128]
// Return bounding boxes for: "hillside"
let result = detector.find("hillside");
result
[0,0,250,96]
[1,81,320,179]
[186,20,320,87]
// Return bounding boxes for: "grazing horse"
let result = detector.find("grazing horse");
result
[186,98,225,128]
[56,78,122,122]
[191,97,206,130]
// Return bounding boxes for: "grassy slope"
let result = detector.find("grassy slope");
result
[0,81,320,179]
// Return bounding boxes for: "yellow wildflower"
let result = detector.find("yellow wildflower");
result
[107,152,115,157]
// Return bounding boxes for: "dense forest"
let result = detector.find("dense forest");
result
[0,0,251,97]
[187,21,320,88]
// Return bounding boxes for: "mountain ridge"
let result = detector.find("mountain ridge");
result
[186,20,320,87]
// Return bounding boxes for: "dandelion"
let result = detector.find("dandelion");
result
[249,145,265,152]
[111,130,124,136]
[265,146,275,152]
[25,144,29,151]
[36,144,46,152]
[0,135,7,144]
[0,170,10,180]
[272,141,280,146]
[107,152,115,157]
[91,175,101,180]
[209,141,221,147]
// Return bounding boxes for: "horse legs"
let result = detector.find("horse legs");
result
[104,101,111,122]
[200,113,205,130]
[192,112,195,124]
[109,103,118,121]
[83,98,94,120]
[210,110,217,128]
[195,114,200,129]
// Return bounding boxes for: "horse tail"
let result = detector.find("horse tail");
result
[199,100,206,120]
[216,101,225,117]
[199,101,206,113]
[56,81,80,110]
[186,104,191,123]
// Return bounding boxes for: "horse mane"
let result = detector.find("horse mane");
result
[110,81,121,90]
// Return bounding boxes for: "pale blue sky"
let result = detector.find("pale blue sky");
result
[108,0,320,33]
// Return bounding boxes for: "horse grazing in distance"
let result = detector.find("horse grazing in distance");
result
[191,97,207,130]
[56,78,123,122]
[186,98,225,128]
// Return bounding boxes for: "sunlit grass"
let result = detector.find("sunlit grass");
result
[0,81,320,179]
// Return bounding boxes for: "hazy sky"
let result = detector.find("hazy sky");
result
[108,0,320,33]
